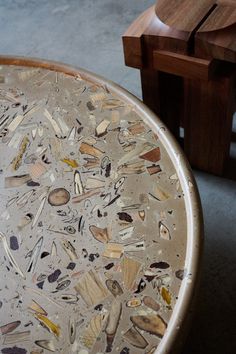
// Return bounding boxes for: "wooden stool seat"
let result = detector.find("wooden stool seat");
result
[123,0,236,176]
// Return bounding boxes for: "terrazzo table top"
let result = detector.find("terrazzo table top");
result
[0,58,202,354]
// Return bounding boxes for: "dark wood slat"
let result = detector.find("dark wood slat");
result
[141,69,183,138]
[184,67,236,174]
[153,50,216,80]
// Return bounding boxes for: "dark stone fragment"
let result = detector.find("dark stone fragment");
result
[134,278,146,293]
[10,236,19,250]
[120,348,130,354]
[89,253,99,262]
[36,281,44,289]
[87,101,95,111]
[0,301,2,308]
[48,269,61,283]
[175,269,186,280]
[77,126,84,134]
[105,163,111,177]
[67,262,76,270]
[24,321,33,327]
[117,212,133,223]
[27,180,40,187]
[105,262,114,270]
[106,194,120,207]
[41,251,50,259]
[144,275,156,282]
[2,346,27,354]
[11,102,21,108]
[97,209,102,218]
[150,261,170,269]
[94,303,103,311]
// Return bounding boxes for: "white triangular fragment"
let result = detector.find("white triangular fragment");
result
[159,222,171,240]
[124,241,145,252]
[8,115,25,132]
[74,171,84,195]
[49,173,55,183]
[31,128,37,140]
[85,177,105,190]
[0,231,25,279]
[68,127,76,141]
[95,119,110,137]
[16,190,34,207]
[38,126,44,137]
[57,117,69,135]
[44,109,62,136]
[170,173,178,180]
[51,241,57,257]
[119,226,135,240]
[32,196,46,229]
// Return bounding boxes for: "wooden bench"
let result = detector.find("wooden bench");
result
[123,0,236,176]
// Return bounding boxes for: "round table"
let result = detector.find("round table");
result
[0,57,202,354]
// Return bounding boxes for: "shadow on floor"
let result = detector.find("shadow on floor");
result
[182,172,236,354]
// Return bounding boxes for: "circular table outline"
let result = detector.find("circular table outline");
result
[0,56,203,354]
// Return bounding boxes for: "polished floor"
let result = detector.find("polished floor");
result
[0,1,236,353]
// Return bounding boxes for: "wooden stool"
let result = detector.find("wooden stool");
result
[123,0,236,176]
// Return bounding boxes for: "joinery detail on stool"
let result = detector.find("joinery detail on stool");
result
[123,0,236,176]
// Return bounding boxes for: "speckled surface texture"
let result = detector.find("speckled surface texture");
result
[0,1,235,354]
[0,64,195,353]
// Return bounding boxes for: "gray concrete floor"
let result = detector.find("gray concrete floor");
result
[0,1,236,353]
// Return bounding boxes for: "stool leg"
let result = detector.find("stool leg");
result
[184,74,235,175]
[140,69,183,138]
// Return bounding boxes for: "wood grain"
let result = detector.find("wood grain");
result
[153,50,216,80]
[123,1,236,175]
[123,6,191,69]
[155,0,215,32]
[141,69,183,138]
[198,4,236,32]
[196,24,236,63]
[74,270,109,307]
[184,65,236,174]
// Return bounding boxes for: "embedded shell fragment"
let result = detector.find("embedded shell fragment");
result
[143,296,160,312]
[74,270,109,306]
[81,313,108,349]
[0,65,189,354]
[89,225,111,243]
[48,188,70,206]
[123,326,148,349]
[121,256,142,290]
[130,315,167,337]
